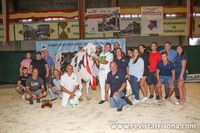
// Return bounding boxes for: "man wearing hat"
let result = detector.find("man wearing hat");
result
[30,51,49,91]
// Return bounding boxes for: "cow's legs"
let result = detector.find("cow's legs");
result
[79,82,83,91]
[78,82,83,101]
[86,82,91,100]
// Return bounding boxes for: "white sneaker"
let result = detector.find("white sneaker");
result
[174,101,184,105]
[66,104,81,108]
[131,96,135,101]
[141,97,148,103]
[22,95,25,100]
[66,104,73,108]
[132,99,140,105]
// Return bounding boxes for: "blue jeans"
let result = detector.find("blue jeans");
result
[160,75,172,85]
[48,87,63,99]
[130,75,140,100]
[110,91,127,108]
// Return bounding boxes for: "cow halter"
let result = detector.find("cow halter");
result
[88,51,96,58]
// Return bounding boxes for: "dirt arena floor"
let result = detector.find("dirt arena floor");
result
[0,83,199,133]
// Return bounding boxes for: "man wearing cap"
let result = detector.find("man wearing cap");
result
[30,51,49,91]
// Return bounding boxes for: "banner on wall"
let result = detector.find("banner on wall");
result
[161,19,187,36]
[141,19,187,36]
[23,23,50,40]
[50,23,58,39]
[19,23,58,40]
[118,19,141,37]
[194,18,200,35]
[58,21,113,39]
[118,19,186,37]
[141,6,163,34]
[87,7,120,33]
[36,39,126,61]
[15,24,24,41]
[9,25,14,41]
[85,23,113,38]
[58,22,69,39]
[0,25,15,41]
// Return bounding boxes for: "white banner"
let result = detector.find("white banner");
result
[36,39,126,62]
[141,6,163,34]
[87,7,120,33]
[185,74,200,83]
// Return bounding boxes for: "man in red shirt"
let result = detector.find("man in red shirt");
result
[147,42,162,100]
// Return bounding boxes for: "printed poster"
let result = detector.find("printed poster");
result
[141,6,163,34]
[58,21,113,39]
[87,7,120,33]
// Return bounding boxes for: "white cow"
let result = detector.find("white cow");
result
[55,42,98,100]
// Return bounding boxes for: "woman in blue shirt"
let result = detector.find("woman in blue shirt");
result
[113,48,131,97]
[128,48,144,105]
[174,45,187,105]
[113,48,129,77]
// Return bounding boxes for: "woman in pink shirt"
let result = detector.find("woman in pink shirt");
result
[20,52,32,75]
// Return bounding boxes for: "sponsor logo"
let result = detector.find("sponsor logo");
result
[148,20,157,30]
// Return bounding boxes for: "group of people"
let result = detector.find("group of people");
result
[97,41,187,111]
[16,50,85,107]
[15,41,188,111]
[16,50,54,104]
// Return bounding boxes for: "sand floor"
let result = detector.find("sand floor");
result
[0,83,199,133]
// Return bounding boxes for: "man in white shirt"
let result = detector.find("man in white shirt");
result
[95,43,114,104]
[60,65,82,107]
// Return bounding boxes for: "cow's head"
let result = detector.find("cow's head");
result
[83,42,97,59]
[96,46,102,56]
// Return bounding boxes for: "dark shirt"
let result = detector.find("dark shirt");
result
[174,54,187,73]
[125,55,132,62]
[26,76,44,92]
[174,54,187,79]
[106,70,126,97]
[140,52,149,76]
[30,58,47,78]
[18,74,32,86]
[156,60,175,76]
[111,50,125,58]
[113,57,128,75]
[49,76,60,86]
